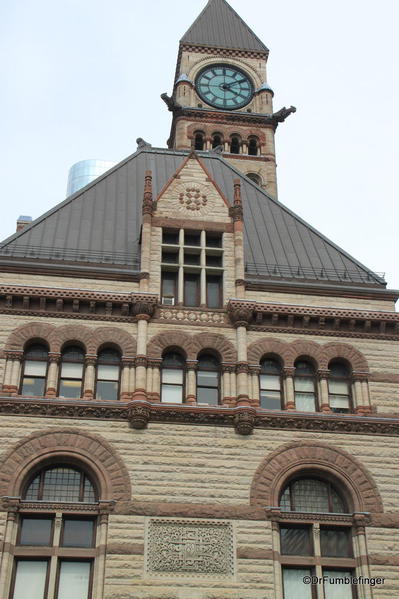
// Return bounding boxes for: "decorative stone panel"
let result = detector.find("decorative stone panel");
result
[145,518,234,578]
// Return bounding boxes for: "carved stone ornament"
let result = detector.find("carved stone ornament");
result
[234,407,256,435]
[146,519,234,578]
[127,400,151,430]
[179,186,207,211]
[227,304,253,327]
[132,300,156,318]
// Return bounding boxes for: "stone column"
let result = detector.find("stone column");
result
[282,367,295,410]
[353,515,373,599]
[242,141,248,154]
[353,373,371,414]
[140,170,154,292]
[229,179,245,298]
[270,519,283,599]
[121,358,134,401]
[313,524,326,599]
[132,308,154,401]
[250,366,260,407]
[148,359,161,402]
[8,352,23,396]
[92,502,114,599]
[45,353,61,398]
[83,355,96,400]
[1,354,14,394]
[0,500,19,596]
[318,369,331,412]
[221,364,234,405]
[186,360,197,405]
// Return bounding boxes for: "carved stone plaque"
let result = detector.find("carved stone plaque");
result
[146,518,234,578]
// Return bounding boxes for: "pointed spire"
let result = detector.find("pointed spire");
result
[180,0,268,54]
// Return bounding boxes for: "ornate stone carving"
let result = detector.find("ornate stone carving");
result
[127,401,151,430]
[234,407,256,435]
[146,519,234,577]
[132,300,156,318]
[158,307,225,325]
[227,303,253,327]
[179,186,207,211]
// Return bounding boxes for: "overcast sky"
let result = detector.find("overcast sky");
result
[1,0,398,293]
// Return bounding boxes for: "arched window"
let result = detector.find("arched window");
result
[278,476,355,599]
[20,343,48,396]
[161,351,185,403]
[246,172,262,186]
[58,345,85,399]
[197,353,220,405]
[194,132,204,150]
[248,137,258,156]
[212,133,222,149]
[96,347,121,401]
[280,478,346,513]
[259,357,283,410]
[294,359,317,411]
[230,135,240,154]
[10,464,98,599]
[328,360,352,413]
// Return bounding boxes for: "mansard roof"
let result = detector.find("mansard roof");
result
[180,0,268,53]
[0,147,385,289]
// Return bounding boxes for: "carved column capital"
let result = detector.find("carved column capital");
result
[282,367,295,378]
[85,354,97,367]
[135,355,147,368]
[147,359,162,370]
[317,369,330,380]
[353,371,369,382]
[48,352,61,364]
[132,300,157,320]
[264,506,282,522]
[5,351,23,362]
[122,357,136,368]
[221,363,236,374]
[127,400,151,430]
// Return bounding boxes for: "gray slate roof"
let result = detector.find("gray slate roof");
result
[180,0,268,53]
[0,147,384,287]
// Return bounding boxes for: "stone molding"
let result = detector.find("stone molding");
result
[147,330,237,362]
[0,397,398,437]
[250,441,383,513]
[228,299,399,340]
[0,285,158,322]
[0,428,132,502]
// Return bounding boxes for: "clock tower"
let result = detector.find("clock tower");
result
[162,0,295,197]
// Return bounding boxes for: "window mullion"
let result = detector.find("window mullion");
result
[178,231,184,304]
[46,513,62,599]
[313,524,326,599]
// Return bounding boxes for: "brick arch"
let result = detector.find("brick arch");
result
[93,327,136,356]
[147,331,194,360]
[250,441,383,513]
[248,338,289,365]
[321,342,369,372]
[50,325,94,353]
[5,322,57,352]
[0,428,131,503]
[285,340,324,369]
[192,332,237,362]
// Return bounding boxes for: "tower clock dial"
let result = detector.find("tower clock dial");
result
[195,64,254,110]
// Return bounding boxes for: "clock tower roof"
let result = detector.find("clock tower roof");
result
[180,0,268,54]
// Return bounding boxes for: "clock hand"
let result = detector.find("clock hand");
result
[224,78,247,89]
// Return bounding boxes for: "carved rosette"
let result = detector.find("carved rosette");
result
[234,407,256,435]
[127,401,151,430]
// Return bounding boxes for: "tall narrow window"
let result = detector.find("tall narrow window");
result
[259,358,283,410]
[161,270,178,305]
[20,343,49,396]
[197,354,220,405]
[248,137,258,155]
[328,361,352,413]
[96,348,121,401]
[58,346,85,399]
[184,273,200,307]
[161,351,185,403]
[230,136,240,154]
[206,274,222,308]
[212,134,222,149]
[294,359,317,411]
[194,132,204,150]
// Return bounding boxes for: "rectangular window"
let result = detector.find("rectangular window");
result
[184,273,200,307]
[161,250,178,264]
[21,377,46,396]
[12,560,49,599]
[184,252,200,265]
[320,528,352,558]
[162,230,179,245]
[206,232,222,247]
[56,561,91,599]
[206,275,222,308]
[280,526,313,556]
[260,374,281,410]
[161,271,177,305]
[184,231,201,246]
[323,570,355,599]
[197,370,219,405]
[161,369,184,404]
[329,380,350,412]
[19,518,53,546]
[282,568,313,599]
[62,519,95,548]
[295,377,316,411]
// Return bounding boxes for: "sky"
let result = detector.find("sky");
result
[1,0,398,292]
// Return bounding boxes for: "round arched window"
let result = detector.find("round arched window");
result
[280,477,346,513]
[24,465,96,503]
[161,351,186,404]
[20,343,49,397]
[197,353,220,405]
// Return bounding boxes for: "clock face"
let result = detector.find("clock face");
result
[195,64,254,110]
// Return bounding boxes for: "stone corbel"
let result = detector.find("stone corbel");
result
[127,400,151,430]
[234,406,256,435]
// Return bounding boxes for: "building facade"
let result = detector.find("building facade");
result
[0,1,398,598]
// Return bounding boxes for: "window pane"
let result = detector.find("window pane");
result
[61,362,83,378]
[282,568,313,599]
[57,561,91,599]
[13,561,48,599]
[96,381,118,401]
[97,364,119,380]
[280,527,312,555]
[22,377,46,396]
[197,370,218,387]
[42,468,81,502]
[184,274,200,307]
[260,391,281,410]
[329,396,350,409]
[295,378,314,392]
[24,361,47,376]
[291,479,329,512]
[62,519,94,548]
[162,369,183,384]
[329,380,349,394]
[321,529,351,557]
[20,518,53,546]
[295,393,316,411]
[162,271,177,297]
[59,380,82,399]
[324,570,354,599]
[197,387,219,405]
[207,275,222,308]
[161,384,183,403]
[260,374,280,391]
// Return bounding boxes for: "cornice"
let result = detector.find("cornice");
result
[173,110,275,128]
[0,397,398,437]
[0,258,139,281]
[0,285,158,322]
